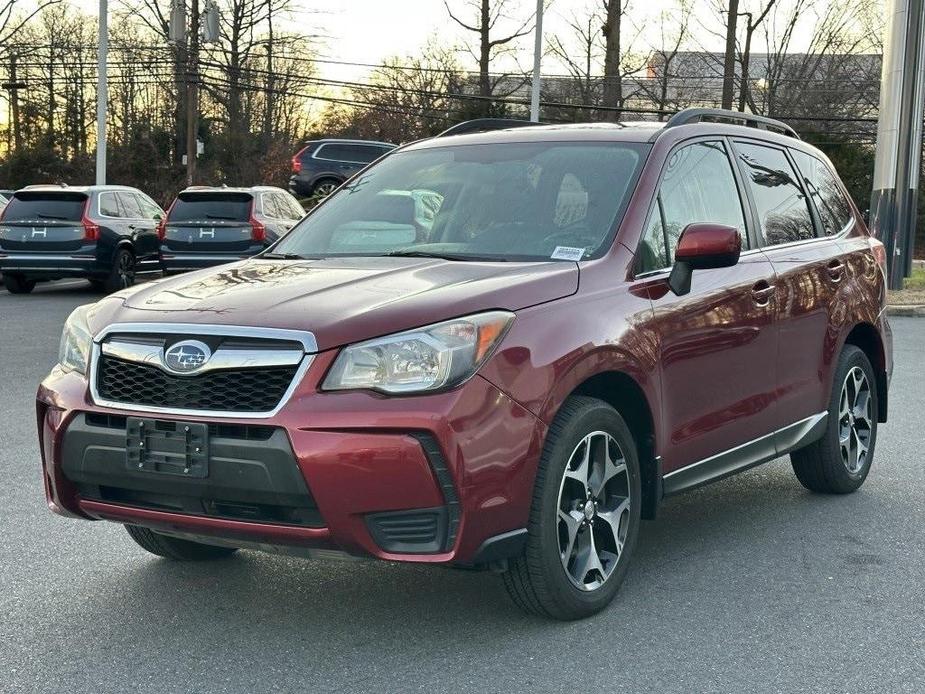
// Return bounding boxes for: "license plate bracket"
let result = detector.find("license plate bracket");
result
[126,418,209,477]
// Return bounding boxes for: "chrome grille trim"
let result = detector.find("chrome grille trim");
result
[100,340,304,376]
[89,323,317,419]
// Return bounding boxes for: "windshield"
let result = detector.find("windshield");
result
[272,142,648,261]
[169,193,252,223]
[2,192,87,222]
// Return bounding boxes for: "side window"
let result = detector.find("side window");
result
[281,193,305,219]
[734,142,816,245]
[790,150,853,235]
[638,141,747,273]
[261,193,281,218]
[136,194,163,220]
[99,192,122,217]
[117,192,144,219]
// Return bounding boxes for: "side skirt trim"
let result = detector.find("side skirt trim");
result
[662,412,828,496]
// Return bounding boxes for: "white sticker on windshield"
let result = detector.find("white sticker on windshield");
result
[551,246,585,261]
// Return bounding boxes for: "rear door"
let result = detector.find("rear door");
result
[116,191,158,262]
[634,138,779,476]
[731,140,842,434]
[163,192,256,254]
[0,191,89,253]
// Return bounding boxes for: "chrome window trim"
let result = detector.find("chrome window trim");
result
[311,142,391,165]
[97,191,125,219]
[88,323,318,419]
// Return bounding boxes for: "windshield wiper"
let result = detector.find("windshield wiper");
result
[205,214,241,221]
[385,249,502,262]
[261,252,311,260]
[37,213,69,220]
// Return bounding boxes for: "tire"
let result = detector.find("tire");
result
[124,525,238,561]
[503,396,642,620]
[310,178,341,197]
[3,274,36,294]
[102,247,135,293]
[791,345,878,494]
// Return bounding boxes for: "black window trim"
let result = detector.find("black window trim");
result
[730,137,841,251]
[633,135,758,278]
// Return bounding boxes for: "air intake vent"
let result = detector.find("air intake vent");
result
[366,507,448,554]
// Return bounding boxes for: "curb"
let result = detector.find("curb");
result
[886,304,925,317]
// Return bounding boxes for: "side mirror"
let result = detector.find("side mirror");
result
[668,223,742,296]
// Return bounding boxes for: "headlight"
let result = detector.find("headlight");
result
[58,304,95,375]
[323,311,514,394]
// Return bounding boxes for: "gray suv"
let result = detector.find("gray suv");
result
[289,139,395,197]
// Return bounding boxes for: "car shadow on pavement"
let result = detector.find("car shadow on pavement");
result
[68,458,885,642]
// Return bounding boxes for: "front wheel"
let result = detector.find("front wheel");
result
[124,525,238,561]
[503,396,641,620]
[791,345,878,494]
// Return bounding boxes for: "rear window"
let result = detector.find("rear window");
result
[2,192,87,222]
[168,193,253,223]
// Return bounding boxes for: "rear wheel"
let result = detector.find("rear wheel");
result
[3,274,36,294]
[503,396,641,620]
[791,345,878,494]
[310,178,340,197]
[102,248,135,293]
[124,525,238,561]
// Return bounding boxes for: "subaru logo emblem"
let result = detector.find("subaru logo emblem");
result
[163,340,212,373]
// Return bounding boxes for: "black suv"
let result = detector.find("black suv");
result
[159,186,305,274]
[0,185,164,294]
[289,139,396,197]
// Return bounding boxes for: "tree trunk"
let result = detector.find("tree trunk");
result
[479,0,491,113]
[721,0,740,109]
[602,0,622,113]
[738,25,754,112]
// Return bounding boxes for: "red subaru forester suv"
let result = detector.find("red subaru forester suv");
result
[38,110,892,620]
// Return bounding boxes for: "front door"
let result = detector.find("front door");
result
[633,138,779,477]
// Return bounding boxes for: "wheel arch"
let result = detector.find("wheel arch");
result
[539,353,660,521]
[842,321,888,423]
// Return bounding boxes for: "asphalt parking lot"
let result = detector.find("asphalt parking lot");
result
[1,279,923,694]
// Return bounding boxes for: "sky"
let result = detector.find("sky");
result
[58,0,734,81]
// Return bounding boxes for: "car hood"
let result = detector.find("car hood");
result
[103,257,578,351]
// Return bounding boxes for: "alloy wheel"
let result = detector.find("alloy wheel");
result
[314,181,338,196]
[556,431,631,591]
[116,251,134,288]
[839,366,872,475]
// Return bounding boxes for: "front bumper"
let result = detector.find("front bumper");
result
[37,352,544,565]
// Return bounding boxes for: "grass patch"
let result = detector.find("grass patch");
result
[904,266,925,290]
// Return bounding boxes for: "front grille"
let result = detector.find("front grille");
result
[97,355,297,412]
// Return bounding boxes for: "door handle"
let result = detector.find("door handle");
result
[827,260,845,281]
[751,281,776,306]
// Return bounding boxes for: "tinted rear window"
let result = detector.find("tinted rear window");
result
[3,192,87,222]
[169,193,252,223]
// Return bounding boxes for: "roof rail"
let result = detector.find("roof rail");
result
[664,108,799,139]
[436,118,542,138]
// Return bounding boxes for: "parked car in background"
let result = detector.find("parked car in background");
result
[0,184,163,294]
[159,186,304,274]
[38,111,891,620]
[289,139,396,197]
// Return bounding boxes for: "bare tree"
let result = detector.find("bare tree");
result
[643,0,693,118]
[444,0,534,115]
[736,0,780,110]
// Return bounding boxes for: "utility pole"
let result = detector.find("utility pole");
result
[96,0,108,185]
[186,0,200,186]
[529,0,543,122]
[264,2,274,144]
[2,53,25,151]
[870,0,925,289]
